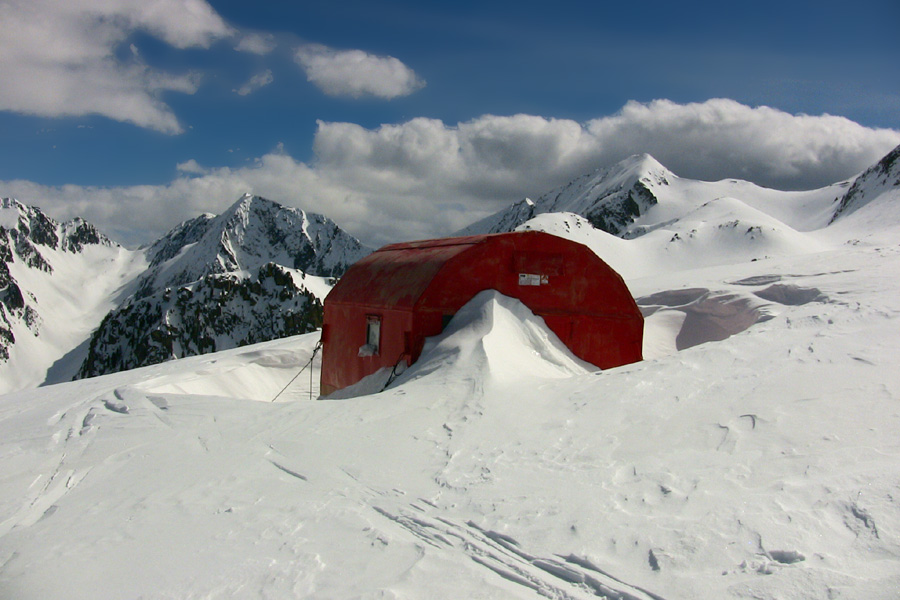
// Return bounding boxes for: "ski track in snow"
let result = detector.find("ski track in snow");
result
[372,504,666,600]
[2,243,900,599]
[2,159,900,598]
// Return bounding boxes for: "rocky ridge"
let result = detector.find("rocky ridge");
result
[76,194,371,379]
[0,194,371,390]
[0,198,117,363]
[77,262,324,379]
[458,154,668,237]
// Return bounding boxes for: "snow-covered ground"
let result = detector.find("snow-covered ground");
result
[2,154,899,598]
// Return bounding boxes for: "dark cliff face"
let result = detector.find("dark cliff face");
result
[0,259,22,361]
[77,262,324,379]
[456,154,666,237]
[831,144,900,222]
[0,199,116,364]
[582,179,659,235]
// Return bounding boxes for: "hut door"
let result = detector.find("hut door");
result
[359,314,381,357]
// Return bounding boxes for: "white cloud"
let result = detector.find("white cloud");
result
[314,99,900,200]
[0,0,233,133]
[0,150,375,247]
[294,43,425,99]
[235,33,277,55]
[176,159,207,175]
[234,69,274,96]
[4,100,898,249]
[584,99,900,190]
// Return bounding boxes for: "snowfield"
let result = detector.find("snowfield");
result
[2,153,899,598]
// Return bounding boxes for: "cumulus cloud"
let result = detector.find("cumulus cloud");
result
[584,99,900,190]
[308,99,899,239]
[234,69,274,96]
[294,43,425,99]
[0,150,382,248]
[176,159,207,175]
[234,32,277,55]
[314,99,900,199]
[4,100,898,248]
[0,0,233,133]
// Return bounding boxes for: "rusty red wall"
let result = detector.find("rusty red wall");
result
[320,231,643,396]
[416,233,642,370]
[321,305,415,395]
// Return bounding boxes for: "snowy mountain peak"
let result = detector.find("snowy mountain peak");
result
[548,153,672,197]
[76,194,373,380]
[0,197,116,255]
[134,194,372,300]
[602,152,670,182]
[458,153,671,237]
[0,196,23,217]
[2,194,371,391]
[0,200,136,390]
[457,149,885,243]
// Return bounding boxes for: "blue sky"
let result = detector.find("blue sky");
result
[1,0,898,246]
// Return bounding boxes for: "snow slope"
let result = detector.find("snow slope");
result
[0,199,146,394]
[2,190,899,598]
[1,194,369,393]
[2,147,899,598]
[459,153,847,239]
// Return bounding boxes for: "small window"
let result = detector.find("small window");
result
[359,314,381,357]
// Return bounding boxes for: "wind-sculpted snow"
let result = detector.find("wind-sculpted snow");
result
[1,239,899,598]
[396,290,595,388]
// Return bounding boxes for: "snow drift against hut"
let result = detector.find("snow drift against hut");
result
[320,231,643,395]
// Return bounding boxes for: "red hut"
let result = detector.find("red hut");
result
[320,231,642,395]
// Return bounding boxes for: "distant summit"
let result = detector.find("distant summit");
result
[77,194,373,379]
[458,154,671,237]
[134,193,371,300]
[1,198,128,389]
[456,151,882,241]
[0,194,372,391]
